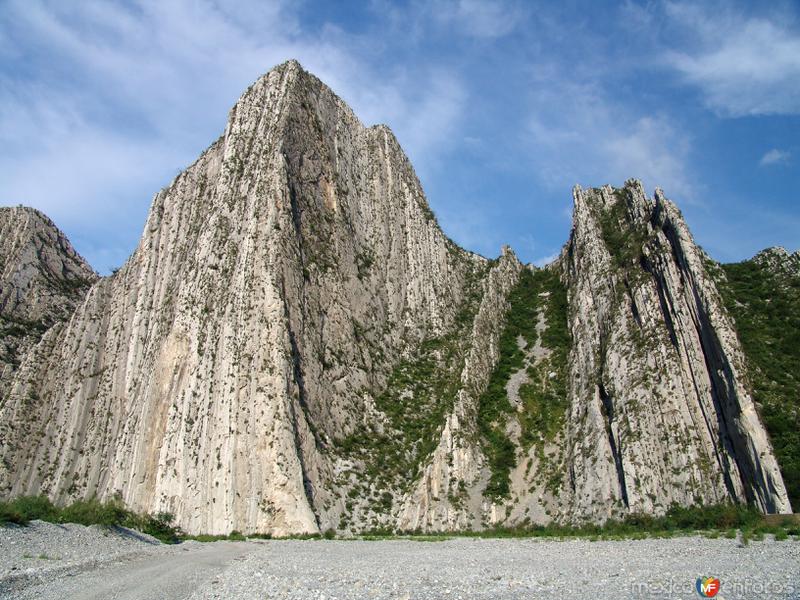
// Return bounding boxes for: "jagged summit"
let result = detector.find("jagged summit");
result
[0,206,95,304]
[0,63,792,535]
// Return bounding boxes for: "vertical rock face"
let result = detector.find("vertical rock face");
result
[0,62,791,534]
[560,182,790,518]
[396,247,524,532]
[0,61,497,535]
[709,245,800,511]
[0,207,97,379]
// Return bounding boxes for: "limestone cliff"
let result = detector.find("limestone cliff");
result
[709,245,800,511]
[0,207,97,380]
[557,182,790,519]
[0,62,791,535]
[0,61,494,535]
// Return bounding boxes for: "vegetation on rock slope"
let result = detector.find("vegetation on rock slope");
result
[5,494,798,543]
[335,261,486,525]
[711,257,800,509]
[478,267,571,499]
[0,495,181,543]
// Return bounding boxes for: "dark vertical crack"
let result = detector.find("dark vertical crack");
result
[285,327,322,531]
[626,282,642,329]
[598,382,629,507]
[639,254,678,348]
[659,219,770,509]
[278,227,323,530]
[688,282,755,505]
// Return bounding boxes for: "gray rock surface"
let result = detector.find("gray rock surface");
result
[0,207,96,380]
[0,61,500,535]
[556,182,790,520]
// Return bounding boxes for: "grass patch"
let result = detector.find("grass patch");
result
[519,269,570,450]
[181,530,250,542]
[6,497,785,544]
[371,503,782,541]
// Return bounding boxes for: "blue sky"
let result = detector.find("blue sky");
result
[1,0,798,272]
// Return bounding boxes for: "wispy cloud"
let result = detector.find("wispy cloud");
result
[759,148,791,166]
[0,0,797,270]
[0,0,468,271]
[663,2,800,116]
[533,253,558,268]
[525,76,696,201]
[340,67,467,174]
[426,0,526,38]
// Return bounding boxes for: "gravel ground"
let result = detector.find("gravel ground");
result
[188,536,800,600]
[0,520,166,587]
[1,523,798,599]
[0,520,255,599]
[7,539,256,600]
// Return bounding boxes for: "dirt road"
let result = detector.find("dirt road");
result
[6,540,258,600]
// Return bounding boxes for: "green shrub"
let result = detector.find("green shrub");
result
[478,267,571,498]
[0,502,25,525]
[0,495,58,524]
[136,512,181,544]
[59,497,129,527]
[182,533,230,542]
[0,495,181,544]
[596,189,649,271]
[662,503,761,530]
[387,503,773,540]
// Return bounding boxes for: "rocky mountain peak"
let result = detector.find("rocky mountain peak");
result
[564,181,789,517]
[752,246,800,278]
[0,62,792,535]
[0,206,96,317]
[0,206,97,377]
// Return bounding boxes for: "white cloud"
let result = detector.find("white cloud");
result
[0,0,468,270]
[334,67,467,173]
[533,253,558,267]
[663,2,800,116]
[427,0,524,38]
[525,76,696,201]
[759,148,791,166]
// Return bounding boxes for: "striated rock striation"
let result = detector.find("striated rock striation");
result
[0,207,97,381]
[0,61,496,535]
[0,61,791,534]
[710,244,800,511]
[557,183,790,519]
